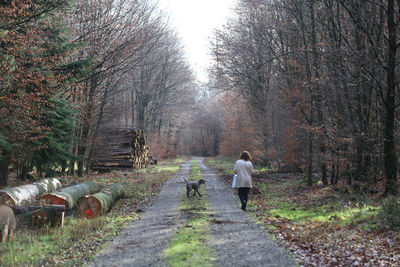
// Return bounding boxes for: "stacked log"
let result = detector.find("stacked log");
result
[38,181,101,210]
[91,128,149,171]
[76,183,125,219]
[0,178,62,206]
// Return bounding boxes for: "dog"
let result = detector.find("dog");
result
[0,205,16,243]
[183,178,206,197]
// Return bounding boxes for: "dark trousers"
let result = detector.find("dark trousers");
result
[238,187,250,210]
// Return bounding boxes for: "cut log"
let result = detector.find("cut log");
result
[0,178,62,206]
[76,183,125,219]
[32,206,67,227]
[11,204,66,215]
[38,182,101,209]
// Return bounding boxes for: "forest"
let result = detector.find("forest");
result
[206,0,400,196]
[2,0,400,193]
[0,0,400,266]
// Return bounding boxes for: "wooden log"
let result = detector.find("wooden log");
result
[11,204,66,215]
[38,182,101,210]
[76,183,125,219]
[0,178,62,206]
[32,206,67,227]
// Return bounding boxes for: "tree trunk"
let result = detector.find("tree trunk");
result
[38,181,101,210]
[0,155,8,187]
[76,183,125,218]
[384,0,398,196]
[307,132,313,186]
[310,2,328,186]
[0,178,62,206]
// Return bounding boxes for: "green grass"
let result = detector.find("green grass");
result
[0,215,125,266]
[246,178,382,233]
[269,204,379,224]
[164,160,215,267]
[0,158,185,266]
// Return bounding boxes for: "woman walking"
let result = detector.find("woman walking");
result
[234,151,253,211]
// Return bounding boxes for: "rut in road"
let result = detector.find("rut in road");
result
[89,158,295,267]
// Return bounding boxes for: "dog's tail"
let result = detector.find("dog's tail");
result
[183,177,188,184]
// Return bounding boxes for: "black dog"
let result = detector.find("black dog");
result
[183,178,206,197]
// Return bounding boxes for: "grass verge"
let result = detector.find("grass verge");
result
[0,157,187,266]
[164,160,215,267]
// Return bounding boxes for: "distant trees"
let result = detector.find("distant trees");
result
[210,0,400,194]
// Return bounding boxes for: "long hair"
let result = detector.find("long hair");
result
[239,151,251,161]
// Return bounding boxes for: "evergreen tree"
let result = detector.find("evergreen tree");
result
[0,1,86,184]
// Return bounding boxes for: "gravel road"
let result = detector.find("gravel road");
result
[89,158,295,267]
[198,158,295,267]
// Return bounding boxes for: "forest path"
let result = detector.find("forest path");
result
[198,158,295,267]
[89,158,295,266]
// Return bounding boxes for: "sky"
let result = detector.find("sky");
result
[157,0,236,83]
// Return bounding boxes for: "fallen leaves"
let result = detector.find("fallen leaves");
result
[217,169,400,266]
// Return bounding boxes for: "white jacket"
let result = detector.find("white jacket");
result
[234,159,253,188]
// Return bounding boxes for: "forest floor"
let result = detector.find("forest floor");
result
[207,157,400,266]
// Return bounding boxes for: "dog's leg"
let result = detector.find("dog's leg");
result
[186,185,191,198]
[195,189,202,197]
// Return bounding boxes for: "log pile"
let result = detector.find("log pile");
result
[91,128,149,171]
[1,179,125,228]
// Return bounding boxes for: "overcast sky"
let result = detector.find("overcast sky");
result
[157,0,235,83]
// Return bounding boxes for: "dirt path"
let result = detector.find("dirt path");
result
[89,158,295,266]
[198,158,295,267]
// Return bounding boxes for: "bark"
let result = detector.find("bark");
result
[384,0,398,195]
[11,204,65,215]
[38,181,101,209]
[76,183,125,218]
[0,156,8,187]
[0,178,62,206]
